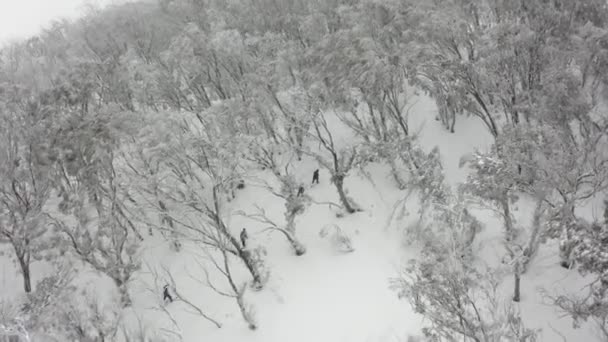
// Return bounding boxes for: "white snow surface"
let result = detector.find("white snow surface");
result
[1,93,604,341]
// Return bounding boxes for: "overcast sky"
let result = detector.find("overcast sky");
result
[0,0,123,45]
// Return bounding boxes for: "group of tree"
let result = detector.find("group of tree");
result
[0,0,607,340]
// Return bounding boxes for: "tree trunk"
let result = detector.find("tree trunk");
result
[288,237,306,256]
[238,249,263,289]
[473,90,498,137]
[212,185,265,289]
[449,109,456,133]
[438,105,449,129]
[333,175,356,214]
[388,158,406,189]
[236,289,257,330]
[221,227,264,289]
[513,271,521,302]
[511,109,519,125]
[278,228,306,256]
[295,127,304,161]
[463,211,480,248]
[222,251,257,330]
[559,241,574,269]
[285,211,306,255]
[18,257,32,293]
[501,196,515,241]
[12,241,32,294]
[286,212,296,234]
[556,203,576,270]
[521,200,544,274]
[114,278,132,307]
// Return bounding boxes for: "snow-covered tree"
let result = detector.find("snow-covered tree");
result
[140,113,267,289]
[460,151,520,240]
[300,7,415,188]
[18,263,77,340]
[145,262,222,330]
[549,198,608,339]
[1,0,608,340]
[122,117,184,251]
[47,108,143,306]
[304,106,364,214]
[391,239,538,342]
[0,262,137,342]
[49,158,141,307]
[390,144,481,252]
[404,0,501,136]
[203,250,259,330]
[0,115,52,294]
[240,163,308,256]
[495,122,608,269]
[241,127,311,254]
[460,149,548,302]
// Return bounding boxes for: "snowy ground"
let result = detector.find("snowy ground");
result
[1,93,603,341]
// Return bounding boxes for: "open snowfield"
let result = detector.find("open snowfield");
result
[1,93,603,342]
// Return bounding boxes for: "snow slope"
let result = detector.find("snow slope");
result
[129,152,425,342]
[1,93,603,342]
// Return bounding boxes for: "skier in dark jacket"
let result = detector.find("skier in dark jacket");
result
[297,186,305,197]
[312,169,319,185]
[163,285,173,303]
[240,228,249,248]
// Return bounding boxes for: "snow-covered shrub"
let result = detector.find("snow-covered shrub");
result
[319,224,354,253]
[56,290,121,342]
[0,300,29,342]
[393,145,470,246]
[398,183,482,258]
[391,247,538,342]
[15,276,123,342]
[22,264,75,327]
[548,199,608,339]
[404,146,451,208]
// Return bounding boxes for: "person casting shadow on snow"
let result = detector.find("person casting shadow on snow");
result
[240,228,249,248]
[312,169,319,185]
[163,284,173,304]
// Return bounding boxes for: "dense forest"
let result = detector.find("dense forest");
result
[1,0,608,341]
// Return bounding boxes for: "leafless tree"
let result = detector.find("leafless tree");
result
[305,111,363,214]
[196,250,258,329]
[391,251,538,342]
[139,117,267,289]
[238,204,306,256]
[121,145,181,251]
[501,198,546,303]
[0,118,51,294]
[543,282,608,342]
[48,154,142,307]
[144,262,222,329]
[238,157,308,255]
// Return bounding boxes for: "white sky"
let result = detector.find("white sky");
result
[0,0,122,45]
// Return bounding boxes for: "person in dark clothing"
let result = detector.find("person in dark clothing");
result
[240,228,248,248]
[312,169,319,185]
[297,186,305,197]
[163,285,173,303]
